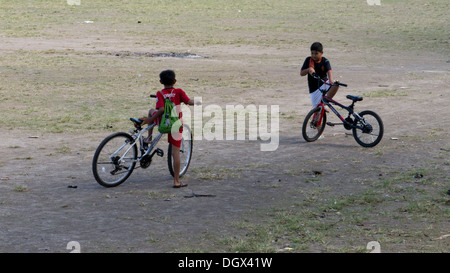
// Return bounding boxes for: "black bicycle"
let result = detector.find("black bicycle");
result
[302,74,384,147]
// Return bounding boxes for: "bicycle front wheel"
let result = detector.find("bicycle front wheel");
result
[352,110,384,147]
[92,132,138,187]
[168,124,193,178]
[302,106,327,142]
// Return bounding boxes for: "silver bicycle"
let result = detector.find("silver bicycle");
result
[92,100,193,187]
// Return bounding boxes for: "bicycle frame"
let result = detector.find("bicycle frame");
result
[314,87,365,131]
[115,123,163,164]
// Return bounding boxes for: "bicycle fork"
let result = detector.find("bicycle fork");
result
[312,104,326,127]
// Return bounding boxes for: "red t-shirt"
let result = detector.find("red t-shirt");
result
[155,88,191,121]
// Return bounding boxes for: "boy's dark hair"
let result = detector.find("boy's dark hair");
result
[310,42,323,52]
[160,70,176,85]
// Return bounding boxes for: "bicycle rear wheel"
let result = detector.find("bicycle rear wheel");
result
[168,124,193,178]
[352,110,384,147]
[92,132,137,187]
[302,106,327,142]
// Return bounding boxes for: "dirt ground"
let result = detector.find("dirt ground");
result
[0,40,448,253]
[0,2,449,253]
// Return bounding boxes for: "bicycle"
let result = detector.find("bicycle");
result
[302,74,384,147]
[92,95,193,187]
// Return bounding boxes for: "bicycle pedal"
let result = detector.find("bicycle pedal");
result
[327,122,343,127]
[156,148,164,157]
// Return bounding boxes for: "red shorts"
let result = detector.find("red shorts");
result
[151,111,182,148]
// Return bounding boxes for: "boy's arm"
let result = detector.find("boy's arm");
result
[178,89,200,106]
[300,67,314,76]
[177,89,200,106]
[187,99,201,106]
[326,70,334,83]
[300,58,314,76]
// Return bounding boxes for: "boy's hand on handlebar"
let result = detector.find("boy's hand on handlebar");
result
[310,72,320,79]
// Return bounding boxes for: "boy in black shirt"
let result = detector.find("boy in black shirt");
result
[300,42,339,108]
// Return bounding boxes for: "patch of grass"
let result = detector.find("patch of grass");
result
[146,191,175,200]
[7,145,21,149]
[56,145,71,154]
[363,89,408,98]
[1,0,449,134]
[14,185,29,192]
[191,167,242,180]
[218,167,449,252]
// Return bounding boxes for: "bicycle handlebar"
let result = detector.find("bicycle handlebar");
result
[311,73,347,87]
[150,94,157,98]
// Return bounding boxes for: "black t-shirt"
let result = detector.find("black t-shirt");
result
[301,56,332,93]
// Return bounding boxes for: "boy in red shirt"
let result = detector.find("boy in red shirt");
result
[140,70,199,188]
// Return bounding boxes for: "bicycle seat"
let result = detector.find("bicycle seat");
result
[346,95,363,102]
[130,118,143,125]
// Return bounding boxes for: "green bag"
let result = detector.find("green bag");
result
[158,90,181,134]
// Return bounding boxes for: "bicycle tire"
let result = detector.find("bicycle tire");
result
[302,106,327,142]
[92,132,137,187]
[352,110,384,148]
[168,124,193,178]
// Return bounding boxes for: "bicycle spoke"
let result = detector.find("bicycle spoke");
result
[352,111,384,147]
[96,161,115,165]
[92,132,137,187]
[302,106,326,142]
